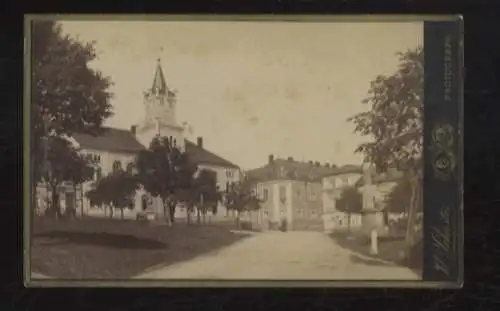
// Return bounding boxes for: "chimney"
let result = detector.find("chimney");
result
[130,125,137,136]
[268,154,274,164]
[197,136,203,148]
[287,156,294,161]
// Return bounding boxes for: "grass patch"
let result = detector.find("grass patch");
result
[329,230,422,275]
[31,216,250,279]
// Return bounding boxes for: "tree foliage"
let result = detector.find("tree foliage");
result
[135,136,198,223]
[225,179,263,214]
[32,20,113,185]
[193,169,222,224]
[85,160,138,219]
[40,136,95,216]
[348,46,424,247]
[385,175,413,214]
[336,186,363,215]
[348,47,423,173]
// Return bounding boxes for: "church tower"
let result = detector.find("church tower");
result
[136,59,185,151]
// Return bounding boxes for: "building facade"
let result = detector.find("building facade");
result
[320,166,363,233]
[36,59,241,220]
[356,166,405,235]
[247,155,338,231]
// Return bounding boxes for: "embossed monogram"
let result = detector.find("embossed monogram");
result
[431,123,456,181]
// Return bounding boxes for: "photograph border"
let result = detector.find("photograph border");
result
[23,14,464,288]
[422,19,464,285]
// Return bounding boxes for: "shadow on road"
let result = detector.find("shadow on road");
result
[349,253,395,267]
[35,231,167,250]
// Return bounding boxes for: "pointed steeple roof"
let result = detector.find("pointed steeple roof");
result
[152,58,167,94]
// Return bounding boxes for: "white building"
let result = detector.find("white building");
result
[320,165,363,233]
[37,59,241,220]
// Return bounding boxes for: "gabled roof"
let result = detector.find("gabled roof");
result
[246,159,357,183]
[72,127,240,169]
[72,127,145,154]
[185,140,239,169]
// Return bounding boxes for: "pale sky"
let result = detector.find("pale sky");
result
[60,20,422,170]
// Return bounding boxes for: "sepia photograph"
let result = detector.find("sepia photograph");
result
[26,16,429,284]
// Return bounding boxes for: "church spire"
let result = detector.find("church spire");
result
[151,58,167,95]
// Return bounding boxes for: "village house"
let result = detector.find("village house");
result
[319,165,363,233]
[355,166,406,235]
[245,155,340,231]
[36,59,240,220]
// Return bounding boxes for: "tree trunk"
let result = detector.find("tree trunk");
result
[186,203,192,225]
[80,184,85,218]
[347,212,352,232]
[197,207,201,225]
[50,184,61,220]
[32,182,37,220]
[383,209,389,226]
[235,210,240,229]
[405,171,418,259]
[169,201,176,224]
[120,207,124,220]
[72,184,77,219]
[162,199,168,221]
[110,205,114,218]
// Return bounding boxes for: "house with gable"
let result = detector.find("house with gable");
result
[246,155,340,231]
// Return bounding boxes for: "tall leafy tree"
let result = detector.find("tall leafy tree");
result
[85,161,138,219]
[193,169,222,224]
[135,136,197,224]
[225,178,262,229]
[348,46,423,246]
[86,178,111,216]
[66,152,96,217]
[108,161,139,220]
[336,186,363,231]
[41,136,95,218]
[32,20,113,192]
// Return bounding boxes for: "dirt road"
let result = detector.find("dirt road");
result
[134,231,420,280]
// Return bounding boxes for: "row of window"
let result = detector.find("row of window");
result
[255,184,318,202]
[256,184,269,201]
[327,176,351,188]
[83,152,102,163]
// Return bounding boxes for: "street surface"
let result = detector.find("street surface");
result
[135,231,420,280]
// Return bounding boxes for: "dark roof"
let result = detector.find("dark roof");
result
[184,140,239,169]
[246,159,358,183]
[355,168,404,187]
[152,59,168,94]
[72,127,145,154]
[72,127,239,169]
[316,164,363,179]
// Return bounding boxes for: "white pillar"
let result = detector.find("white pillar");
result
[370,229,379,255]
